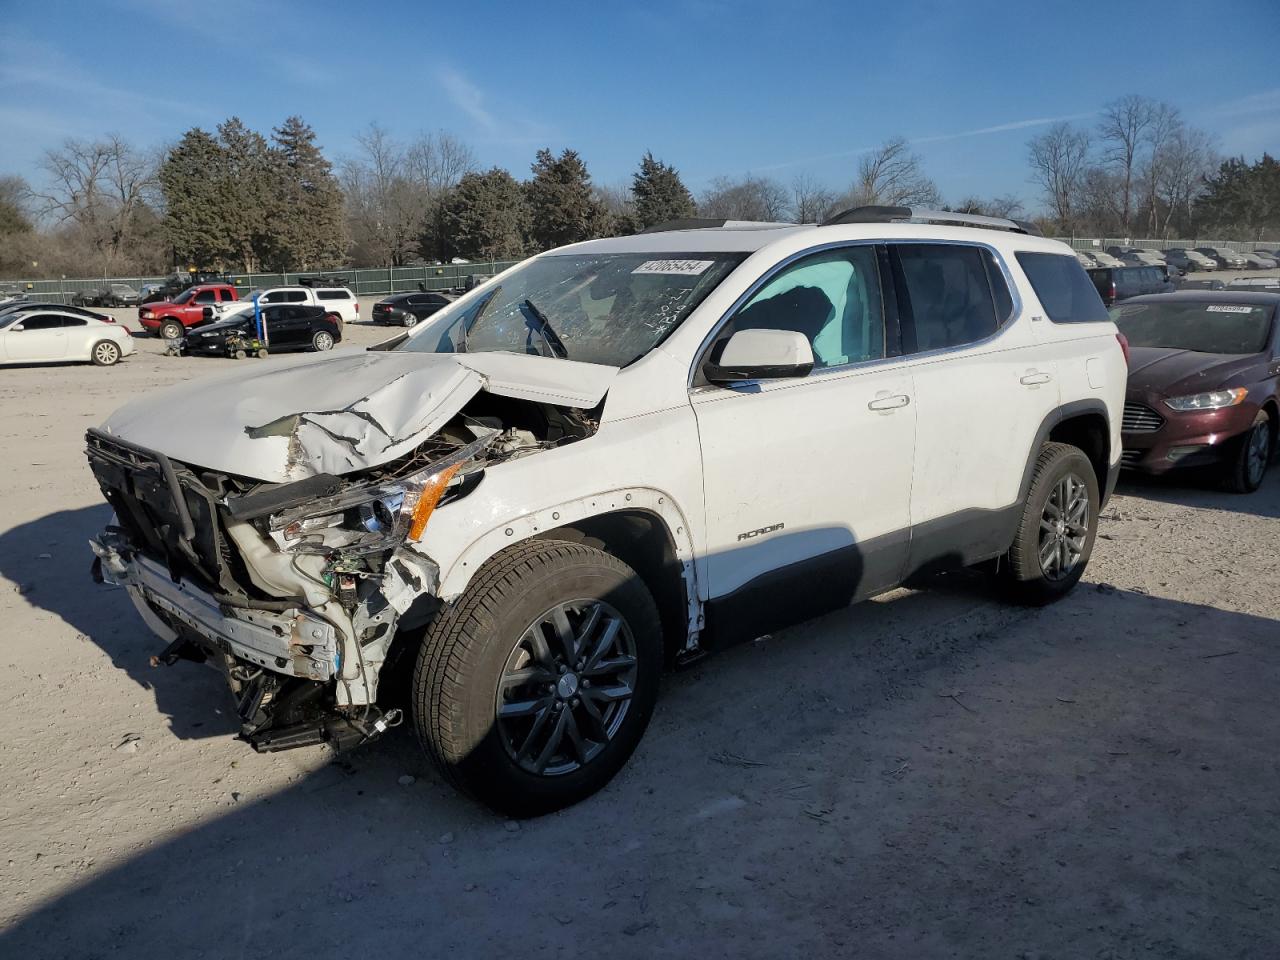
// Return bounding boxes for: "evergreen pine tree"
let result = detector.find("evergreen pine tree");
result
[631,151,696,228]
[525,148,609,250]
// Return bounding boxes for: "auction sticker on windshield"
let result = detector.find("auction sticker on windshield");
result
[1205,305,1255,313]
[632,259,715,275]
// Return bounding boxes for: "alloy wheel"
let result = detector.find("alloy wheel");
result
[496,599,638,777]
[1038,472,1090,581]
[94,342,119,364]
[313,331,334,351]
[1247,423,1270,487]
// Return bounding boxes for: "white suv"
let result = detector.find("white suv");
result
[86,208,1126,815]
[217,283,359,325]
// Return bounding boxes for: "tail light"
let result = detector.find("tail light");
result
[354,301,360,315]
[1116,332,1130,365]
[1109,281,1117,303]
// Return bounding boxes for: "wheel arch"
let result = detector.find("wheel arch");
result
[434,489,700,661]
[1021,399,1112,506]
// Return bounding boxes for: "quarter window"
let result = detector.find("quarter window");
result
[892,244,1006,352]
[720,246,885,370]
[1015,252,1110,324]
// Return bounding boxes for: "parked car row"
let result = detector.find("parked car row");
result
[1088,246,1279,272]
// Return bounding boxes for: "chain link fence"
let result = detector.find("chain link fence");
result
[2,261,520,305]
[1053,237,1274,253]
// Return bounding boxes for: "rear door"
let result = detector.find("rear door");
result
[889,242,1060,573]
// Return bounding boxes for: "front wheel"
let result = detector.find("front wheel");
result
[1004,442,1099,605]
[1224,411,1271,494]
[159,320,183,341]
[311,329,335,351]
[412,540,662,817]
[402,313,419,328]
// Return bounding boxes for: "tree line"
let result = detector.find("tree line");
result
[1,95,1277,280]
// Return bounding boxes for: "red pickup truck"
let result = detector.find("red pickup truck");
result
[138,284,240,340]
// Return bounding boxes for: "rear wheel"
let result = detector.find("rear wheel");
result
[1004,442,1099,604]
[311,329,335,351]
[91,340,121,366]
[1224,411,1271,494]
[159,320,183,341]
[412,540,662,817]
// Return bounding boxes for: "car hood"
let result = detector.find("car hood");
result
[99,349,619,482]
[1126,347,1261,398]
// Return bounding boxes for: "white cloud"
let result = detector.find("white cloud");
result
[436,66,498,134]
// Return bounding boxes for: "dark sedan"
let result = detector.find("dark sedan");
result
[370,291,453,327]
[180,305,341,358]
[1113,291,1278,492]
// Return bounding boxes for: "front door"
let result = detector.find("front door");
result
[6,314,68,361]
[690,244,916,644]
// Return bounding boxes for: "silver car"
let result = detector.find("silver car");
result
[1195,247,1248,270]
[1242,252,1278,270]
[1165,248,1217,272]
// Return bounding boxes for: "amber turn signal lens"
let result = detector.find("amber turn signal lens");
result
[407,463,462,541]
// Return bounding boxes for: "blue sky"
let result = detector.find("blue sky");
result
[2,0,1278,213]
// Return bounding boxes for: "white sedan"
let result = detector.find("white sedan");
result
[0,308,136,366]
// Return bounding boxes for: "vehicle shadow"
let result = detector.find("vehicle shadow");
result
[0,505,239,739]
[1115,465,1280,519]
[4,576,1279,958]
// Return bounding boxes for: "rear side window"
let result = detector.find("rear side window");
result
[316,289,351,301]
[1016,252,1110,324]
[892,244,1004,352]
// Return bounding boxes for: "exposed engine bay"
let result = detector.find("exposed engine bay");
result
[87,390,598,753]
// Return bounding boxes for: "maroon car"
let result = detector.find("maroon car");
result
[1112,291,1279,493]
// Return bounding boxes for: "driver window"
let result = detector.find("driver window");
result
[720,246,885,370]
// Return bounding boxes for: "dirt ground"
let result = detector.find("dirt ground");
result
[1,306,1278,959]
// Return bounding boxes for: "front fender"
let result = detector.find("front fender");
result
[432,486,698,601]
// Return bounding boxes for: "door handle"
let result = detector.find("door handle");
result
[1020,371,1052,386]
[867,393,910,411]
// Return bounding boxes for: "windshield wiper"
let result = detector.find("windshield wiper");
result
[520,298,568,359]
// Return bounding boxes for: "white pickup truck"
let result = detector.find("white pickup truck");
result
[217,282,360,325]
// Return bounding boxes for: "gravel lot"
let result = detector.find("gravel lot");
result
[1,303,1278,958]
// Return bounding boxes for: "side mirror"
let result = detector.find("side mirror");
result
[705,328,815,383]
[10,323,23,332]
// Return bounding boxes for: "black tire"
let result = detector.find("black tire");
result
[402,313,419,328]
[90,339,121,366]
[311,329,335,351]
[1223,410,1271,494]
[159,320,184,341]
[232,349,247,360]
[412,539,662,817]
[1004,442,1099,605]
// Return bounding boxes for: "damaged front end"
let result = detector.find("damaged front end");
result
[86,420,514,752]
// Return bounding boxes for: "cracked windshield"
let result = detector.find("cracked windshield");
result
[397,253,742,366]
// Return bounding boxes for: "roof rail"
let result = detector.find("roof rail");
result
[820,205,1042,237]
[297,275,350,288]
[638,218,795,234]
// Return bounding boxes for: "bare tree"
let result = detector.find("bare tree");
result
[1027,122,1091,232]
[1139,102,1184,235]
[343,125,476,266]
[32,135,157,268]
[844,137,941,208]
[790,173,838,223]
[952,195,1026,218]
[700,174,791,221]
[1097,95,1165,232]
[1156,126,1217,236]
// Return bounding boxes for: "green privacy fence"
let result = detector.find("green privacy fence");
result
[3,261,521,305]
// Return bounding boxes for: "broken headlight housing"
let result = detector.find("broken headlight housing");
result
[266,433,494,555]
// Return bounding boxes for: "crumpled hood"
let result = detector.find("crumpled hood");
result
[1126,347,1262,398]
[100,349,618,483]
